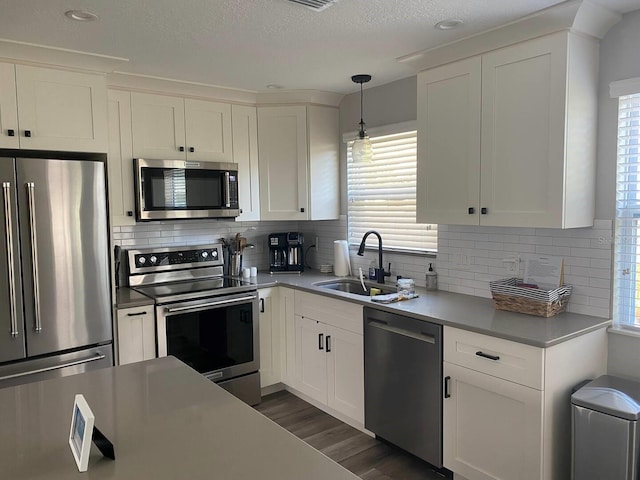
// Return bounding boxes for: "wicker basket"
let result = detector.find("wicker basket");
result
[489,278,572,318]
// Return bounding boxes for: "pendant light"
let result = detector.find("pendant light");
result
[351,74,372,163]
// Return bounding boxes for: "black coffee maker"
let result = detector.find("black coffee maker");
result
[269,232,304,273]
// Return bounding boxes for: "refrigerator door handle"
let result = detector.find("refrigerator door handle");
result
[0,352,106,382]
[2,182,18,337]
[26,182,42,332]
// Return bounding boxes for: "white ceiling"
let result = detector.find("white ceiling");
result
[0,0,638,95]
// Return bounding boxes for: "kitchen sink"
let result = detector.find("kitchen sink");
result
[314,279,396,296]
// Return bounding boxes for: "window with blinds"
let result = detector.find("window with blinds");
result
[347,130,437,252]
[615,92,640,329]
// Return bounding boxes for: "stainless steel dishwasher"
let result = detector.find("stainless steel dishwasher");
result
[364,307,443,467]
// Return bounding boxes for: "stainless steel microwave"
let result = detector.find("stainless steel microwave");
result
[134,158,240,221]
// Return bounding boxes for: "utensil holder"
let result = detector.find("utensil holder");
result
[230,253,242,277]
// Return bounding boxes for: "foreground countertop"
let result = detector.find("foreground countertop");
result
[0,357,359,480]
[247,271,611,348]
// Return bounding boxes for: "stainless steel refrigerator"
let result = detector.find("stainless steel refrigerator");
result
[0,151,113,388]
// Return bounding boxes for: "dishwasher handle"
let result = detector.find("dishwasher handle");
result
[367,320,436,344]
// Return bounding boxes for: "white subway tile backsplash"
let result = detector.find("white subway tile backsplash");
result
[437,219,613,318]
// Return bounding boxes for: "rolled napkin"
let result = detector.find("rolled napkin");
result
[333,240,351,277]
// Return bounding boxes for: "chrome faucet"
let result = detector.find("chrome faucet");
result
[357,230,390,284]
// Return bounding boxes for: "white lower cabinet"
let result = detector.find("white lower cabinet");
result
[258,288,281,388]
[282,290,364,425]
[116,306,156,366]
[294,314,364,424]
[444,362,543,480]
[443,326,607,480]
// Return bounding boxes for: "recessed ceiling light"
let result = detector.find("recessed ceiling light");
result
[65,10,99,22]
[435,19,463,30]
[266,84,284,90]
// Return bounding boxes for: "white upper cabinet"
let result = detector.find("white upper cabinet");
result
[416,57,481,226]
[107,90,136,226]
[257,104,339,221]
[417,31,598,228]
[131,92,232,162]
[0,63,108,152]
[232,104,260,221]
[0,63,19,149]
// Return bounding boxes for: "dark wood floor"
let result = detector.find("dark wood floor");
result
[255,390,448,480]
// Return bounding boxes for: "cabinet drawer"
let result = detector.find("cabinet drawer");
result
[444,326,544,390]
[295,291,363,335]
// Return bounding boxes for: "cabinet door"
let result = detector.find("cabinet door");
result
[307,105,339,220]
[416,57,481,225]
[15,65,108,152]
[257,106,309,220]
[326,324,364,423]
[116,307,156,365]
[107,90,136,226]
[232,105,260,221]
[280,287,296,384]
[131,93,186,159]
[0,63,19,149]
[480,33,567,227]
[294,314,327,404]
[184,99,232,162]
[259,288,280,388]
[443,362,543,480]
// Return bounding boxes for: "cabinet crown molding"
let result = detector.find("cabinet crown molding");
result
[397,0,621,72]
[0,38,128,74]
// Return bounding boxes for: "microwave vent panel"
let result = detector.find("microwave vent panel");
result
[286,0,339,12]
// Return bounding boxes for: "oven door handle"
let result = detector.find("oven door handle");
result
[166,295,256,313]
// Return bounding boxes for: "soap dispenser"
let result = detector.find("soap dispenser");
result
[426,263,437,291]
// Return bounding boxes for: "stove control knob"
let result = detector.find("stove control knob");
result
[150,256,157,264]
[201,251,209,259]
[212,250,218,259]
[138,256,146,265]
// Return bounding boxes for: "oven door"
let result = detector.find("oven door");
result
[135,158,239,220]
[156,291,258,382]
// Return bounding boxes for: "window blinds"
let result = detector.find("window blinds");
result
[615,93,640,328]
[347,130,437,252]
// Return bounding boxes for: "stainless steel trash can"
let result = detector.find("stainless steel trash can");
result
[572,375,640,480]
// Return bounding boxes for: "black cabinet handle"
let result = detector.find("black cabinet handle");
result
[24,130,31,137]
[476,351,500,361]
[7,129,15,137]
[300,208,305,213]
[189,147,195,153]
[179,146,185,152]
[468,207,475,214]
[259,298,265,313]
[444,376,451,398]
[239,209,243,214]
[481,207,488,215]
[326,335,331,353]
[318,333,324,350]
[126,211,133,217]
[126,311,147,317]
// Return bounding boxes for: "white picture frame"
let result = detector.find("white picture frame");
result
[68,394,95,472]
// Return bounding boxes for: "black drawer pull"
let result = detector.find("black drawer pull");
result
[259,298,265,313]
[126,311,147,317]
[7,129,15,137]
[444,376,451,398]
[24,130,32,137]
[326,335,331,353]
[179,146,185,152]
[476,351,500,361]
[318,333,324,350]
[468,207,474,214]
[189,147,195,152]
[481,207,488,214]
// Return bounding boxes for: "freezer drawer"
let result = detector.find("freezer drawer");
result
[0,345,113,389]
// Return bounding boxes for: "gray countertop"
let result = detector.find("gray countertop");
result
[0,357,359,480]
[115,288,155,309]
[116,270,610,348]
[246,271,611,348]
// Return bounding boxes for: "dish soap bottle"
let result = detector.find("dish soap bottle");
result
[426,263,437,291]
